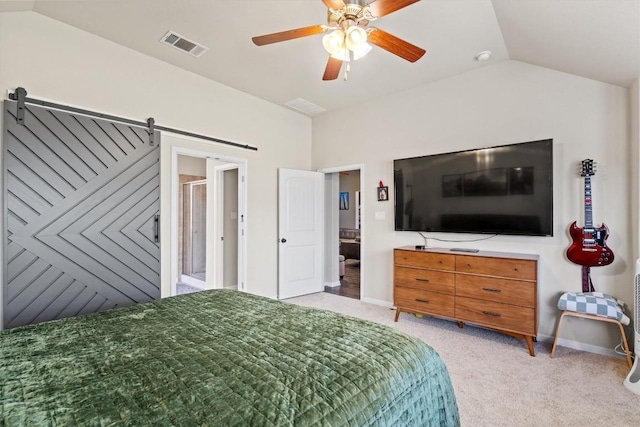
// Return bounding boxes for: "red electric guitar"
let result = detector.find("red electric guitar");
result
[566,160,614,275]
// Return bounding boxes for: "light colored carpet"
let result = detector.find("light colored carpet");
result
[286,292,640,427]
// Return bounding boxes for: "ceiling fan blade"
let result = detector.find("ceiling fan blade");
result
[323,56,342,81]
[322,0,346,10]
[368,28,425,62]
[252,25,324,46]
[367,0,420,18]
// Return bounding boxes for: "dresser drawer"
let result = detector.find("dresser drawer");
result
[394,250,455,270]
[395,266,455,294]
[395,287,455,318]
[455,255,536,280]
[455,275,536,307]
[455,296,536,335]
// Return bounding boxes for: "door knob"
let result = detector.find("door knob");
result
[281,238,287,243]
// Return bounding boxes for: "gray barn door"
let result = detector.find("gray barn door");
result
[3,100,160,329]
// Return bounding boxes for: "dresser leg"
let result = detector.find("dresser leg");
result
[457,321,464,329]
[525,336,535,357]
[394,308,401,322]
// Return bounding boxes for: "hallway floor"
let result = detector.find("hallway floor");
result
[324,260,360,299]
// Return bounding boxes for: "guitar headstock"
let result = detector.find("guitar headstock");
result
[580,159,596,177]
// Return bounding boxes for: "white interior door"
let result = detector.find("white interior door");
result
[278,168,324,299]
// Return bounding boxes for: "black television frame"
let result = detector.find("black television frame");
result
[393,139,553,236]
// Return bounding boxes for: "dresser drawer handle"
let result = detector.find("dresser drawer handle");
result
[482,310,501,317]
[482,287,501,293]
[467,263,471,267]
[514,267,519,272]
[416,278,430,283]
[415,298,430,303]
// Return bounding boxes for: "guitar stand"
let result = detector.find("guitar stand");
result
[581,266,595,292]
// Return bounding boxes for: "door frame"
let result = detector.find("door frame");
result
[317,164,364,300]
[170,146,247,297]
[213,163,239,290]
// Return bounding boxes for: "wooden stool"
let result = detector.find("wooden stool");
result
[550,310,633,368]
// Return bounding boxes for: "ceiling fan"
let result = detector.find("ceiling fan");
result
[251,0,426,81]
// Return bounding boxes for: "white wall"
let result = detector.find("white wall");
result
[178,155,206,176]
[313,60,632,353]
[0,11,312,323]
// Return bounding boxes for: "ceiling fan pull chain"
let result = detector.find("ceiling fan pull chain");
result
[344,60,351,81]
[343,49,353,81]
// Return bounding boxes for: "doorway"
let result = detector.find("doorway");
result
[171,147,246,297]
[319,164,364,300]
[179,178,207,293]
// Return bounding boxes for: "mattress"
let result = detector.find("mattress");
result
[0,289,459,426]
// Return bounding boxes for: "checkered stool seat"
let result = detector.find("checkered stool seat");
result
[557,291,630,325]
[551,291,632,367]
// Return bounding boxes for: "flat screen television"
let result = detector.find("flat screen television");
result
[394,139,553,236]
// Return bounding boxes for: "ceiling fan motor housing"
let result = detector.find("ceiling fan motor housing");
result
[326,1,376,31]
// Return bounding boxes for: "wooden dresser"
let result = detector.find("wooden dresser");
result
[393,247,539,355]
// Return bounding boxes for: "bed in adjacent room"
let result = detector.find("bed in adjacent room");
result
[0,289,459,426]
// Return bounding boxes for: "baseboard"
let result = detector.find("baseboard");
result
[537,333,630,361]
[361,297,394,308]
[324,281,341,288]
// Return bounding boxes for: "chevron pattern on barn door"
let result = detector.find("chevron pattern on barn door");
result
[3,100,160,329]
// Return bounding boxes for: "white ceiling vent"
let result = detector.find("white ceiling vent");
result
[160,31,208,57]
[284,98,327,117]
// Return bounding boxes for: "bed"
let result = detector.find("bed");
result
[0,289,459,426]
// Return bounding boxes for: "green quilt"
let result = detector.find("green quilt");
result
[0,290,459,426]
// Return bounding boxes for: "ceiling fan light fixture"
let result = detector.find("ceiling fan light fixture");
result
[330,47,349,61]
[345,25,368,50]
[352,42,372,60]
[322,30,345,55]
[324,25,371,61]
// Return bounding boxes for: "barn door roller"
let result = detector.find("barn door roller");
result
[8,87,27,125]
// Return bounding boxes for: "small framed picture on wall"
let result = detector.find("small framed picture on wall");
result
[377,186,389,201]
[339,192,349,210]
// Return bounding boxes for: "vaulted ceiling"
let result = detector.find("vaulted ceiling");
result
[2,0,639,115]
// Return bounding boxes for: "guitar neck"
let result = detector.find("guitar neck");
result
[584,175,593,228]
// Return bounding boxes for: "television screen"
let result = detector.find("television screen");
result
[394,139,553,236]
